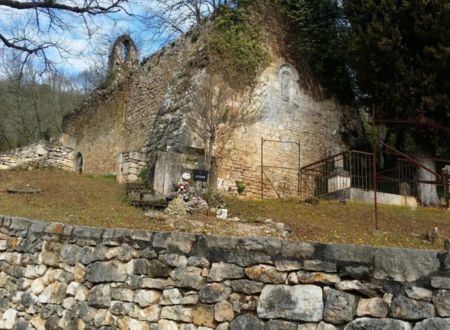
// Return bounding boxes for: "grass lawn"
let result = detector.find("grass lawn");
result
[0,168,449,250]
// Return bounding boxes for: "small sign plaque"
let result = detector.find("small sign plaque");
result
[193,170,208,182]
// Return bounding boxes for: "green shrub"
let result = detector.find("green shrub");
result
[138,165,149,182]
[236,181,245,194]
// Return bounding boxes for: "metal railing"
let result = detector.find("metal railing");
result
[300,150,372,198]
[300,149,450,201]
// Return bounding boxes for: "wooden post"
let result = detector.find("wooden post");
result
[261,137,264,200]
[297,140,301,197]
[444,173,450,208]
[372,105,379,230]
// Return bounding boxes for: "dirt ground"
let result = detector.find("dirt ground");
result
[0,169,449,250]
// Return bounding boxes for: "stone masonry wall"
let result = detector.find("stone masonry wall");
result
[0,215,449,329]
[217,63,353,198]
[0,141,73,172]
[117,151,147,184]
[61,27,358,195]
[62,34,200,176]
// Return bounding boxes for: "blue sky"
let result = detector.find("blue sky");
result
[0,1,177,76]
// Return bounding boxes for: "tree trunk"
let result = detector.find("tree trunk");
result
[205,137,214,190]
[416,145,440,206]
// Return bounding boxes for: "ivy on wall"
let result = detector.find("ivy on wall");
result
[208,5,269,89]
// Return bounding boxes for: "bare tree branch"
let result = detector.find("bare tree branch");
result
[0,0,132,72]
[186,70,259,187]
[0,1,127,15]
[141,0,235,43]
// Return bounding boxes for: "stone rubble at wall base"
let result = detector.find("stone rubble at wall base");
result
[0,141,73,171]
[0,215,449,329]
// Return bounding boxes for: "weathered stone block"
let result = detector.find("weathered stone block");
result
[87,284,111,308]
[344,318,412,330]
[0,309,17,329]
[432,290,450,317]
[171,267,205,290]
[159,254,188,268]
[208,263,244,282]
[405,287,433,301]
[134,258,149,275]
[374,248,439,282]
[93,309,115,327]
[161,305,192,322]
[111,288,134,303]
[148,259,172,278]
[391,296,435,320]
[413,317,450,330]
[214,301,234,322]
[223,251,273,267]
[317,322,339,330]
[187,256,210,268]
[265,319,297,330]
[168,232,195,254]
[297,324,318,330]
[37,282,67,304]
[160,288,182,305]
[274,260,303,272]
[86,261,129,283]
[134,290,161,307]
[281,241,315,259]
[72,226,103,241]
[192,304,216,328]
[323,243,375,263]
[230,280,264,295]
[356,298,388,318]
[199,283,231,303]
[431,276,450,289]
[230,314,264,330]
[257,285,323,322]
[245,265,287,284]
[323,287,357,324]
[335,280,381,298]
[60,244,83,266]
[303,260,336,273]
[340,265,371,280]
[141,278,170,290]
[242,237,282,255]
[297,271,340,285]
[158,319,179,330]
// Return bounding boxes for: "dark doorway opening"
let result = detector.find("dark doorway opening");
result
[75,152,83,174]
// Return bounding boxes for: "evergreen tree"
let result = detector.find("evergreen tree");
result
[282,0,354,103]
[345,0,450,205]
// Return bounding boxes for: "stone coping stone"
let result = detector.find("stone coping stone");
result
[0,214,447,268]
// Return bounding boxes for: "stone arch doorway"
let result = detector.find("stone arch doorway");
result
[74,152,83,174]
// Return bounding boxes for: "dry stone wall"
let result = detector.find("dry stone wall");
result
[0,215,449,329]
[0,141,73,171]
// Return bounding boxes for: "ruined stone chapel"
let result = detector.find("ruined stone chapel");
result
[1,21,360,198]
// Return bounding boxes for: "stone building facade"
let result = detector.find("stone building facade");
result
[56,26,359,197]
